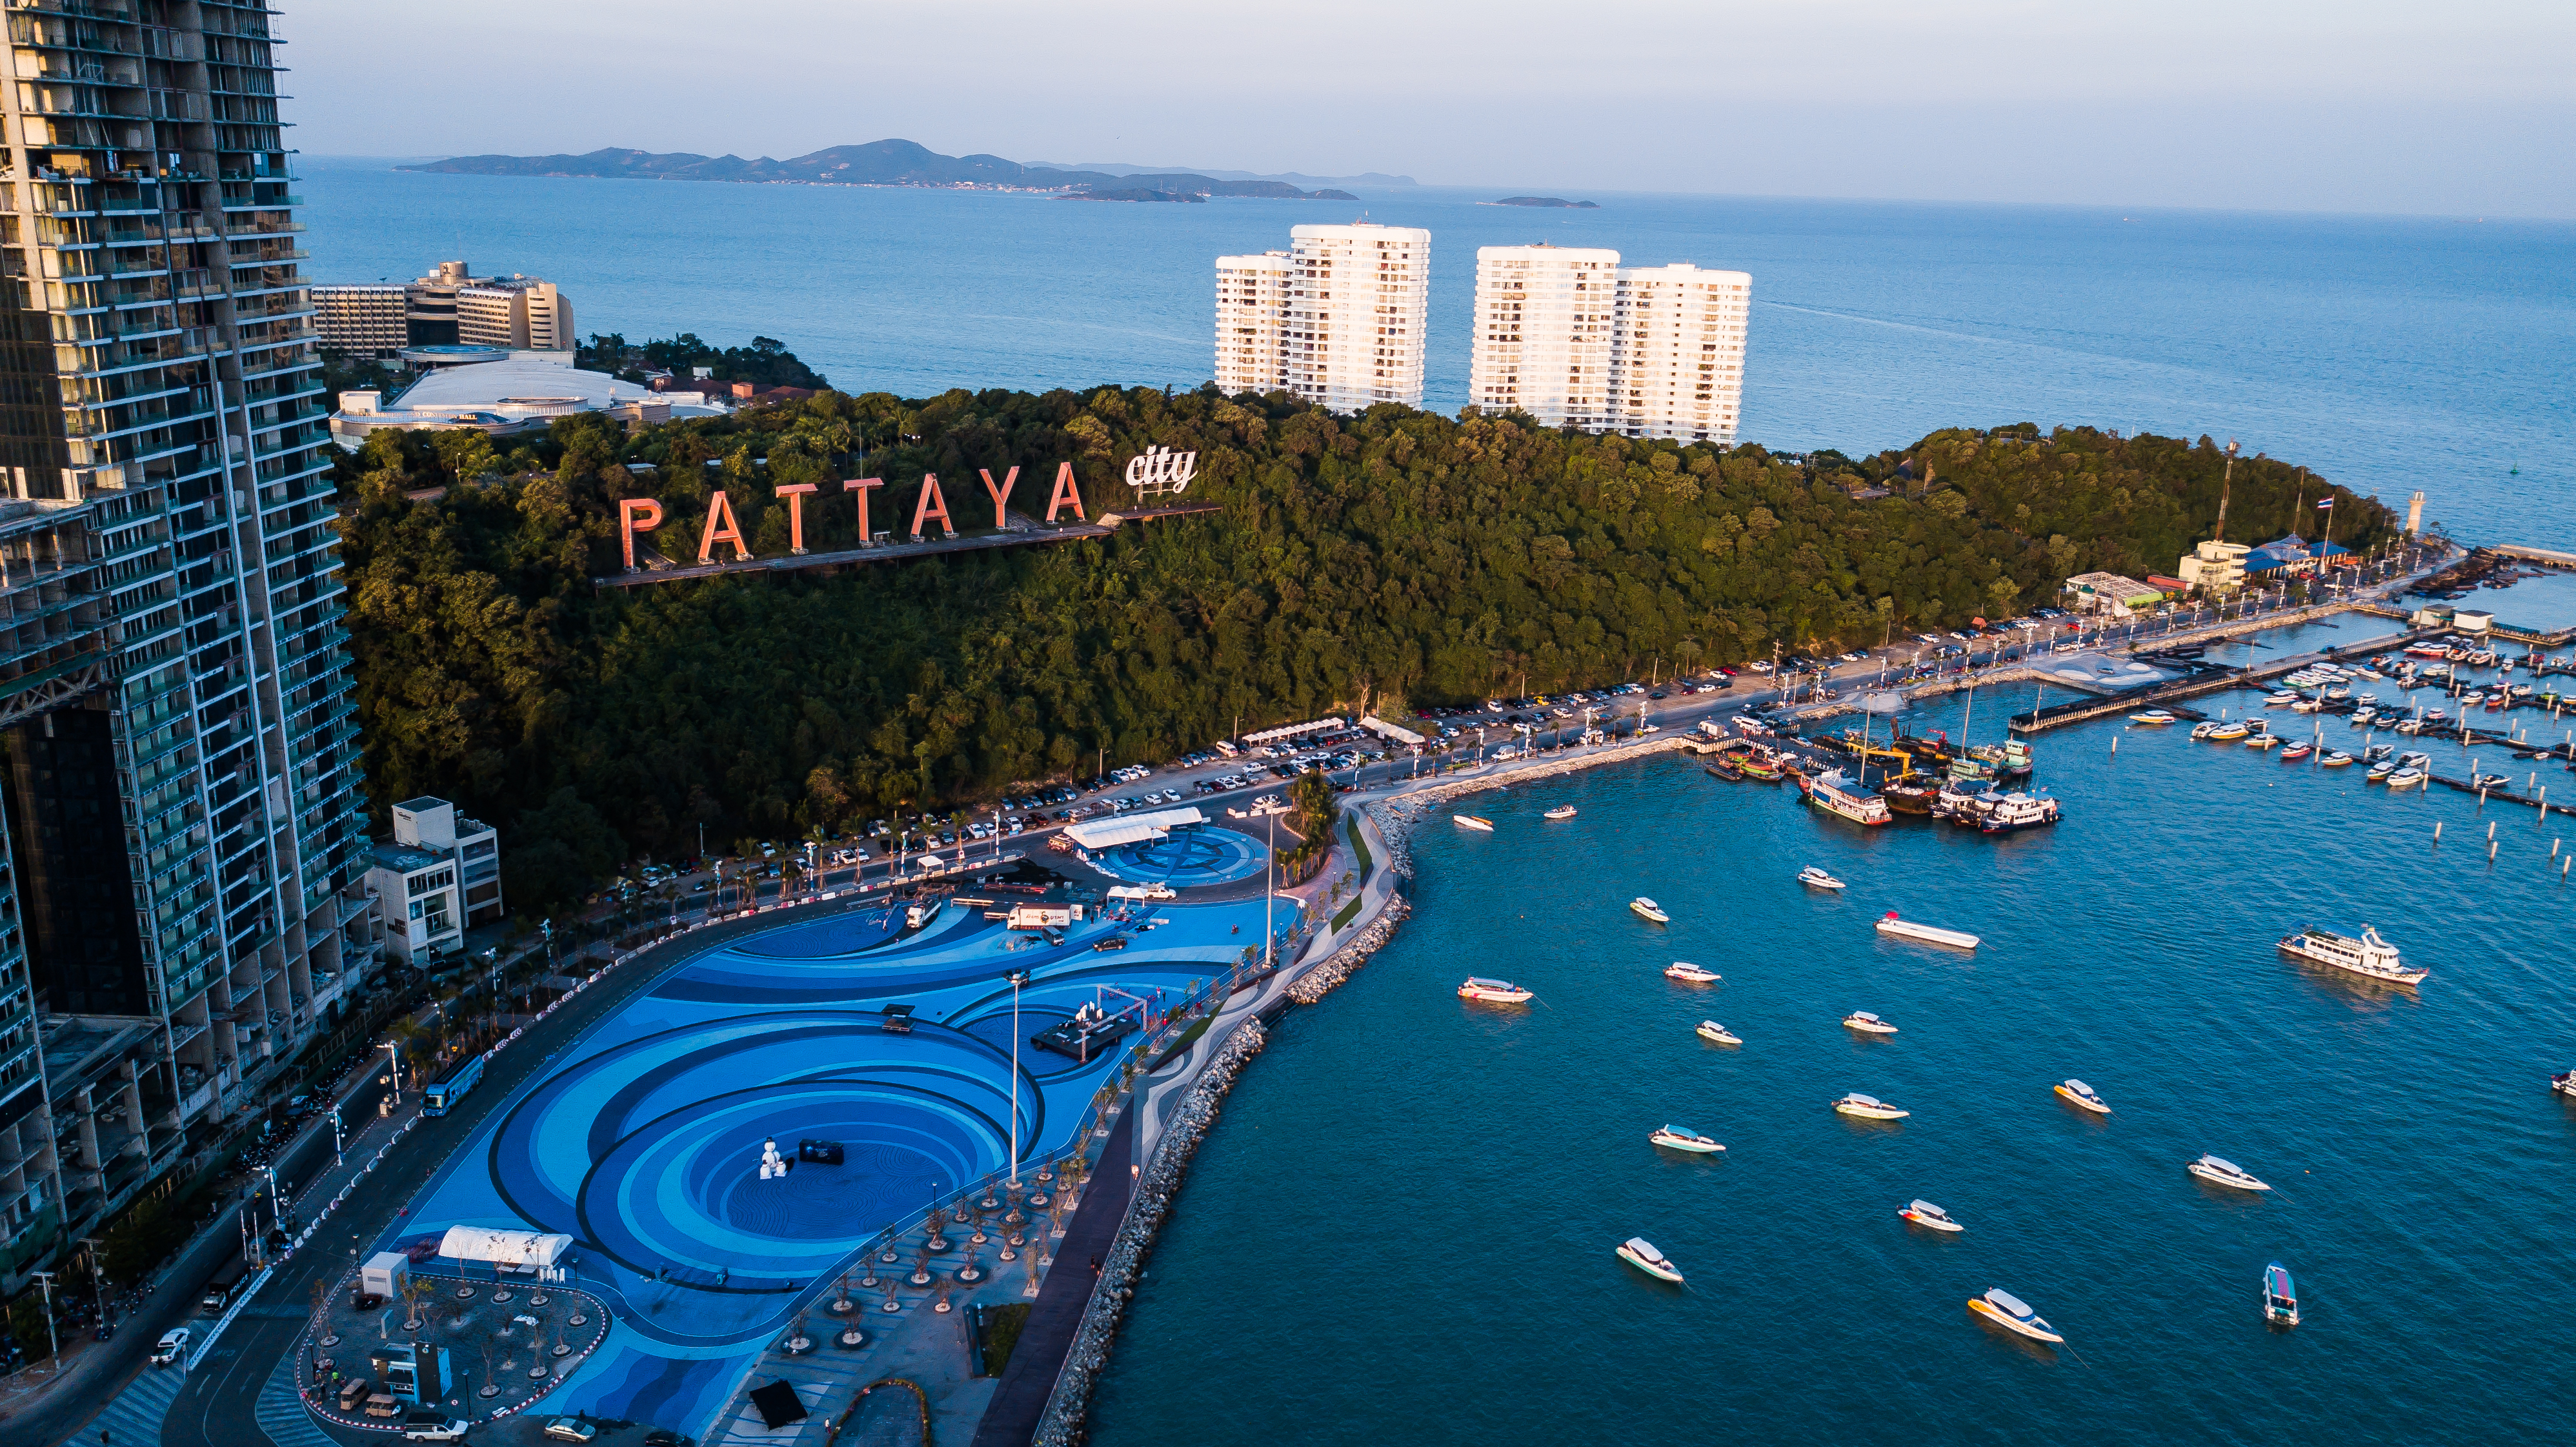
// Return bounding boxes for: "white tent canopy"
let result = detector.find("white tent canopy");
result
[1063,806,1205,851]
[1359,714,1425,747]
[1242,717,1344,744]
[440,1225,575,1269]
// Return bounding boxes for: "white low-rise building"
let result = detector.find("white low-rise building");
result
[330,358,726,449]
[2063,571,2167,615]
[366,798,503,966]
[2177,540,2251,592]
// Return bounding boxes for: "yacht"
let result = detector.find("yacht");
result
[2319,751,2355,767]
[1616,1237,1685,1283]
[2054,1079,2111,1114]
[1797,865,1848,890]
[1969,1288,2064,1344]
[1649,1125,1724,1154]
[1900,1199,1964,1233]
[2386,767,2428,791]
[1664,961,1721,984]
[1977,793,2060,833]
[2279,742,2314,762]
[2264,1263,2300,1327]
[1802,768,1893,827]
[1544,805,1578,820]
[1842,1010,1899,1035]
[2278,925,2426,984]
[2186,1154,2271,1191]
[1456,976,1534,1005]
[1876,912,1981,950]
[2128,709,2177,725]
[1453,815,1494,832]
[1833,1092,1909,1120]
[1696,1020,1741,1045]
[1631,896,1671,924]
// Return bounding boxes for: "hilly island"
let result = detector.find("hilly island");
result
[401,137,1363,198]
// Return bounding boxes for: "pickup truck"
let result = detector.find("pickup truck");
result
[403,1412,470,1442]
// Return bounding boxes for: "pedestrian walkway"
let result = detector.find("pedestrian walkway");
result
[84,1360,185,1447]
[968,1113,1135,1447]
[253,1350,334,1447]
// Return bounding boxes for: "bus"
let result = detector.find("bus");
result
[423,1052,485,1117]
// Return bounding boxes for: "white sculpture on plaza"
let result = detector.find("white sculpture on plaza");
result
[758,1135,792,1181]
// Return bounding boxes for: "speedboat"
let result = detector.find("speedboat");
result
[1649,1125,1724,1154]
[1544,805,1578,820]
[1664,961,1721,984]
[1797,865,1847,890]
[1695,1020,1741,1046]
[2208,722,2249,741]
[1900,1199,1964,1233]
[2472,772,2511,790]
[1968,1288,2063,1344]
[2289,698,2321,714]
[2397,751,2431,769]
[2362,744,2394,762]
[2279,742,2313,761]
[2187,1154,2271,1191]
[1453,815,1494,831]
[1842,1010,1898,1035]
[2264,1262,2300,1327]
[1456,976,1533,1005]
[2364,762,2394,782]
[1833,1092,1909,1120]
[2245,731,2282,750]
[2386,767,2427,790]
[2128,709,2177,725]
[2357,668,2383,681]
[2189,721,2220,741]
[2264,691,2298,707]
[2054,1078,2111,1114]
[1631,896,1670,924]
[2552,1069,2576,1098]
[2278,925,2426,984]
[1876,912,1980,950]
[2319,751,2355,767]
[1616,1237,1684,1282]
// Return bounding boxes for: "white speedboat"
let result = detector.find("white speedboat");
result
[1900,1199,1963,1233]
[1833,1092,1909,1120]
[1453,815,1494,832]
[1456,976,1533,1005]
[1664,961,1721,984]
[1649,1125,1724,1154]
[1616,1237,1684,1283]
[2397,750,2432,769]
[1876,912,1980,950]
[2365,762,2394,782]
[1695,1020,1740,1046]
[1544,805,1578,820]
[2054,1078,2111,1114]
[2189,721,2220,740]
[2187,1154,2271,1191]
[2386,767,2427,790]
[2551,1069,2576,1098]
[2264,691,2298,707]
[2278,925,2426,985]
[1630,896,1670,924]
[2264,1262,2300,1328]
[1797,865,1847,890]
[2128,709,2177,725]
[1842,1010,1898,1035]
[1969,1288,2064,1344]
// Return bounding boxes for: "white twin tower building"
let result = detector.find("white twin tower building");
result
[1214,223,1749,443]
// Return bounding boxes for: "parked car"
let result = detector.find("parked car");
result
[542,1420,599,1445]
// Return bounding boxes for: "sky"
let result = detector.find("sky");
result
[292,0,2574,219]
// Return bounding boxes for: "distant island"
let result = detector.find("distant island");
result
[401,139,1359,201]
[1489,196,1599,208]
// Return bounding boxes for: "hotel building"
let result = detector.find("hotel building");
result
[316,261,575,359]
[1213,222,1430,410]
[0,0,376,1291]
[1470,245,1751,443]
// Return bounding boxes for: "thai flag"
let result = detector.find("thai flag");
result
[2317,498,2334,509]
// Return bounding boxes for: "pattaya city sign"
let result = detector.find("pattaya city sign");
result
[616,461,1092,569]
[1123,447,1198,498]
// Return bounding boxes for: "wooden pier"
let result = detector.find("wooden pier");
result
[2009,629,2420,734]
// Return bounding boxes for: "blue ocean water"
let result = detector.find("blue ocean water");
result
[1087,654,2576,1445]
[299,161,2575,549]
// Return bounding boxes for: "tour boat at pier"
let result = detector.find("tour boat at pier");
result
[1977,793,2060,834]
[1544,805,1578,820]
[1833,1092,1909,1120]
[1900,1199,1964,1233]
[1456,976,1533,1005]
[1616,1237,1685,1282]
[2278,926,2426,985]
[1664,961,1721,984]
[2264,1262,2300,1327]
[1876,912,1981,950]
[2187,1154,2271,1191]
[1630,896,1670,924]
[1453,815,1494,831]
[1880,778,1938,814]
[2055,1078,2111,1114]
[1842,1010,1898,1035]
[1797,865,1847,890]
[2128,709,2177,725]
[1648,1125,1724,1154]
[1696,1020,1740,1046]
[1969,1288,2064,1344]
[1801,769,1892,826]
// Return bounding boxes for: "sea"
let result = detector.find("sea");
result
[1085,620,2576,1446]
[299,161,2575,551]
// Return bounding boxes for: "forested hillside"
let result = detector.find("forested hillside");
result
[332,387,2392,906]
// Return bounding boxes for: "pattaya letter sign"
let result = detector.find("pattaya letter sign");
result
[1123,447,1197,498]
[616,461,1092,568]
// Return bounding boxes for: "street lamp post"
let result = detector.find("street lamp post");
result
[30,1270,58,1364]
[1006,970,1029,1190]
[383,1040,402,1106]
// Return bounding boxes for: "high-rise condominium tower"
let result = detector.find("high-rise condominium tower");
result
[1470,245,1751,443]
[0,0,373,1291]
[1213,222,1429,410]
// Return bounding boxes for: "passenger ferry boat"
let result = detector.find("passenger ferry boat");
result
[1456,976,1534,1005]
[1969,1288,2064,1344]
[1900,1199,1964,1232]
[1977,793,2060,834]
[1801,769,1892,826]
[2264,1263,2300,1327]
[1616,1237,1685,1282]
[2278,926,2426,984]
[1453,815,1494,831]
[1648,1125,1724,1154]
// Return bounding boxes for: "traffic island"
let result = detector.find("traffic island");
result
[297,1273,610,1431]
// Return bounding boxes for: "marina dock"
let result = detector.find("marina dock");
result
[2008,628,2420,734]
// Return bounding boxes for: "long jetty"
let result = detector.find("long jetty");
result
[2008,627,2420,734]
